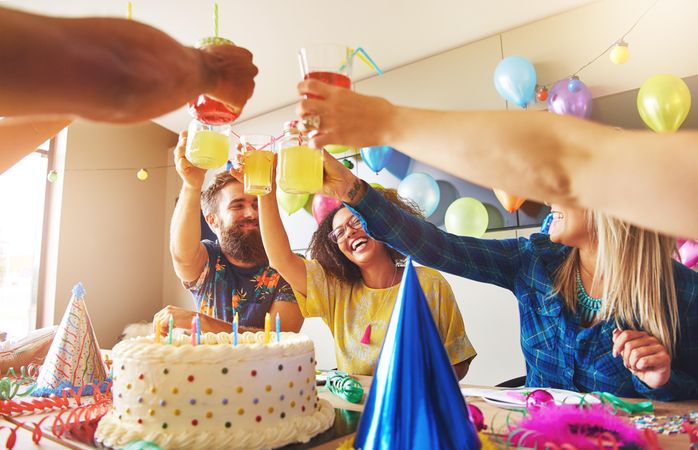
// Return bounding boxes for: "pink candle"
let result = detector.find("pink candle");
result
[190,315,197,346]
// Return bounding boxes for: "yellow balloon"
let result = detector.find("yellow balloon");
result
[369,183,384,190]
[276,189,309,215]
[444,197,488,238]
[324,144,352,154]
[609,43,629,65]
[637,74,691,133]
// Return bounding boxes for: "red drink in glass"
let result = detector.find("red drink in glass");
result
[187,94,241,125]
[304,71,351,89]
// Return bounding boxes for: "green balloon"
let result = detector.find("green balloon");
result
[444,197,488,237]
[277,189,309,215]
[324,144,352,154]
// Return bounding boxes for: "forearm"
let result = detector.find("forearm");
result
[200,315,259,334]
[389,107,698,238]
[258,192,307,294]
[0,117,72,174]
[344,184,521,288]
[632,369,698,401]
[0,7,208,122]
[170,186,205,281]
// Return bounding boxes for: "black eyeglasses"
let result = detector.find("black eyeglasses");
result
[328,216,362,243]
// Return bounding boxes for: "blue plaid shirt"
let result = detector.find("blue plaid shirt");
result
[347,186,698,401]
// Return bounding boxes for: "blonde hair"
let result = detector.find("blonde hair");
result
[553,211,679,357]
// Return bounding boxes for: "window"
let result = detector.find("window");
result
[0,141,50,338]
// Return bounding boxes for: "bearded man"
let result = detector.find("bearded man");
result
[156,132,303,333]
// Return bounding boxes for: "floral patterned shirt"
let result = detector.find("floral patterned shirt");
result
[185,240,296,329]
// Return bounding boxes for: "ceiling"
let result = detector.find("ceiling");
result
[5,0,598,131]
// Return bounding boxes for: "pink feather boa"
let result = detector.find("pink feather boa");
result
[508,404,653,449]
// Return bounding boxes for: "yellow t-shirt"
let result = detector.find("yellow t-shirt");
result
[294,259,476,375]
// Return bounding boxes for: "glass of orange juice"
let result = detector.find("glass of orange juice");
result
[277,121,323,194]
[239,134,275,196]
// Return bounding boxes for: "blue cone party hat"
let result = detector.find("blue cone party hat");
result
[353,258,480,449]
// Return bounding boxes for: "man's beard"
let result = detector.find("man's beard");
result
[219,221,269,266]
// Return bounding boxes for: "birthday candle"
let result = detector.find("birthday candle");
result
[190,315,197,346]
[264,312,270,344]
[233,313,238,347]
[168,314,173,345]
[155,320,161,344]
[276,313,280,343]
[196,314,201,345]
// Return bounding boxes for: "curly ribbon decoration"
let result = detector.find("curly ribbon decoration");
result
[0,381,111,416]
[327,371,364,404]
[593,391,654,414]
[0,383,112,449]
[0,365,40,400]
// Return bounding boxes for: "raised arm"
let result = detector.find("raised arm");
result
[170,132,208,283]
[257,180,308,297]
[318,152,522,290]
[297,80,698,239]
[0,6,257,123]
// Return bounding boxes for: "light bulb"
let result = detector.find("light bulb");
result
[137,169,149,181]
[609,41,630,64]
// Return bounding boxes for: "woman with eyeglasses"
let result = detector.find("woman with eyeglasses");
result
[305,151,698,401]
[256,178,476,379]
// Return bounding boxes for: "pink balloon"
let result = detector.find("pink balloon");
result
[311,194,342,225]
[678,240,698,269]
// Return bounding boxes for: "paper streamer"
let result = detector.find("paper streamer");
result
[327,372,364,404]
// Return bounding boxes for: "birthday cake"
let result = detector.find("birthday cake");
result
[95,332,335,449]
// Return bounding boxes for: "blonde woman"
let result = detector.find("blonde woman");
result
[319,155,698,401]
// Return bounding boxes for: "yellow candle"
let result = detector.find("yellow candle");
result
[264,312,271,344]
[155,320,161,344]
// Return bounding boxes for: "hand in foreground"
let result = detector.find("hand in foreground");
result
[318,149,366,204]
[612,329,671,389]
[296,80,395,150]
[153,305,198,335]
[174,131,206,190]
[200,44,258,112]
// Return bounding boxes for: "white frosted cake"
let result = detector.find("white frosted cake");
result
[95,332,335,449]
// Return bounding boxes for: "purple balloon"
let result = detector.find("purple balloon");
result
[525,389,554,412]
[548,77,592,118]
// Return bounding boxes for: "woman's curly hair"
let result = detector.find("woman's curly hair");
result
[308,187,423,284]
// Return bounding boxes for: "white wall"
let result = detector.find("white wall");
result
[41,121,177,349]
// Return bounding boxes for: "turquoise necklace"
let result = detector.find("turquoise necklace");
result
[576,268,603,323]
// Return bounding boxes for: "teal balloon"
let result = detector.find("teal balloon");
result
[444,197,488,237]
[493,55,537,108]
[397,172,440,218]
[360,146,394,173]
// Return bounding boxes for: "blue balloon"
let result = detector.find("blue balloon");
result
[493,55,537,108]
[360,146,394,173]
[397,172,440,218]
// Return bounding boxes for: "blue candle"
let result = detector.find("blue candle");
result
[233,312,238,347]
[195,314,201,345]
[275,313,280,343]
